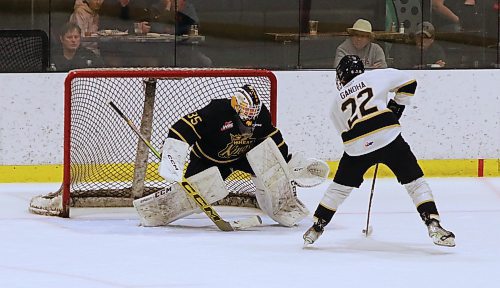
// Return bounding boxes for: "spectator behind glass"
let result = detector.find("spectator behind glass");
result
[151,0,212,67]
[392,21,446,69]
[95,0,150,34]
[431,0,479,32]
[165,0,212,67]
[70,0,103,35]
[414,22,446,68]
[70,0,103,55]
[104,0,171,34]
[97,0,211,67]
[52,22,104,71]
[149,0,188,34]
[83,0,201,35]
[334,19,387,69]
[103,0,199,35]
[173,0,199,35]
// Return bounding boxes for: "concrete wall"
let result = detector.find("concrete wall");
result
[0,69,499,166]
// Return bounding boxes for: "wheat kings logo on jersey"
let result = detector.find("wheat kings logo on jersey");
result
[218,133,255,159]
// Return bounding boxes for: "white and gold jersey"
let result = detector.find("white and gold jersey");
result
[330,68,417,156]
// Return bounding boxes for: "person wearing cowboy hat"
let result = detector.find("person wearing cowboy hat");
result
[334,19,387,69]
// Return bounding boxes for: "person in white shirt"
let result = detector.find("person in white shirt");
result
[303,55,455,248]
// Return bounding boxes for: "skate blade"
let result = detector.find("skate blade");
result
[303,240,313,248]
[431,234,456,247]
[433,238,456,247]
[303,235,315,247]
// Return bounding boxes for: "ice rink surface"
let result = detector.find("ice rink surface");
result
[1,177,499,288]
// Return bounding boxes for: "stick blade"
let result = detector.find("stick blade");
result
[362,225,373,237]
[214,220,235,231]
[230,215,262,230]
[214,215,262,231]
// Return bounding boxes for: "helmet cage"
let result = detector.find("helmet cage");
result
[232,85,262,122]
[237,99,261,120]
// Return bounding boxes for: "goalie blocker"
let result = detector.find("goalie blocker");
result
[158,138,190,182]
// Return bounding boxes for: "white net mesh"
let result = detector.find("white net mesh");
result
[29,68,276,217]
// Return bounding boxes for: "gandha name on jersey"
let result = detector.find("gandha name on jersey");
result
[339,82,366,99]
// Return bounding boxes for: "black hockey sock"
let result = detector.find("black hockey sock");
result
[313,204,336,229]
[417,201,440,224]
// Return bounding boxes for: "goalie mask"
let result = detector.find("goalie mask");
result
[336,55,365,89]
[231,84,262,127]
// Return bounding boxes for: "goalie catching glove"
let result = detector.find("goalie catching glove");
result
[158,138,190,182]
[287,152,329,187]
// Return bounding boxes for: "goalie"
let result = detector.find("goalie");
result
[134,84,329,227]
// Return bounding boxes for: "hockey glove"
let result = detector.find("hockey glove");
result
[288,152,329,188]
[158,138,189,182]
[387,99,405,120]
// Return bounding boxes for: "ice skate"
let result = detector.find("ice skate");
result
[427,219,455,247]
[303,225,323,246]
[303,219,327,246]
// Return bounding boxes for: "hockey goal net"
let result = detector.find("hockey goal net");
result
[29,68,277,217]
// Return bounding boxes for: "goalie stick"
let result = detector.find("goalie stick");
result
[107,100,262,231]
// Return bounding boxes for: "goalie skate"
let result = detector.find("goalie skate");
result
[427,220,455,247]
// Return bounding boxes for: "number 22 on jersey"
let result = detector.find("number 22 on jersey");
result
[341,88,378,128]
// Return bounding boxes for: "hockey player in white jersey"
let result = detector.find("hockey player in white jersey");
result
[303,55,455,247]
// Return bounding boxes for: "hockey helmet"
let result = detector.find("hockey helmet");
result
[231,84,262,127]
[336,55,365,88]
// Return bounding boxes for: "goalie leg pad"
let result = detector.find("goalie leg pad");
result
[133,183,197,227]
[319,181,354,212]
[248,138,309,227]
[253,177,308,227]
[133,167,229,227]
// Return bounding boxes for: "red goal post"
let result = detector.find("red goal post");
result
[29,68,277,217]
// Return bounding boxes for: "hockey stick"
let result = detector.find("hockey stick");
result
[363,163,379,237]
[107,100,262,231]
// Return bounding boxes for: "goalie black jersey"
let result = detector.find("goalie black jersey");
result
[168,99,288,164]
[331,68,417,156]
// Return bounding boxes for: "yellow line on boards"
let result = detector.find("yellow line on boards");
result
[0,159,498,183]
[323,159,499,179]
[0,164,64,183]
